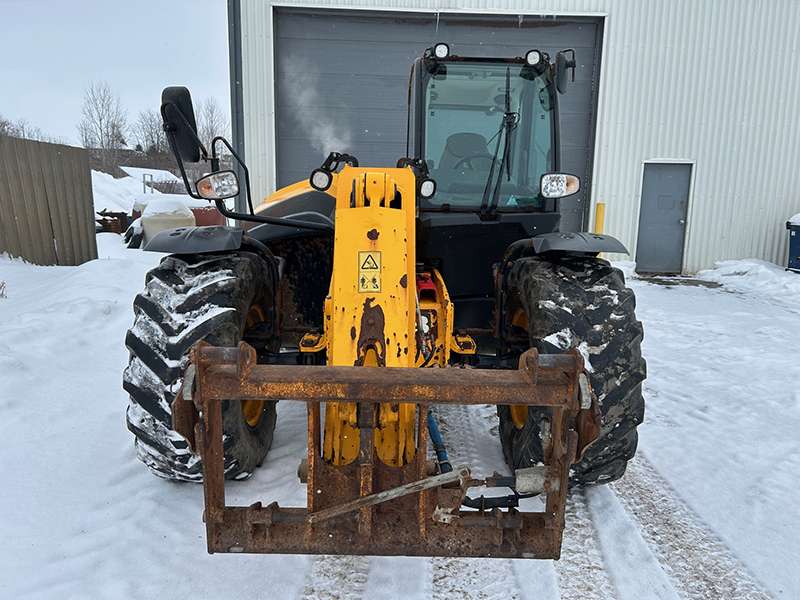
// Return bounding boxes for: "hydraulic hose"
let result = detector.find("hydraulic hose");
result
[426,412,452,474]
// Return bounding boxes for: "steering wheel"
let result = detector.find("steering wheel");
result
[452,152,495,171]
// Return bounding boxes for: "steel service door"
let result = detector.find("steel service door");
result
[635,163,691,274]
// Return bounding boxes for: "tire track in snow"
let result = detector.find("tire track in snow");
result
[556,490,619,600]
[431,557,521,600]
[299,555,371,600]
[609,456,771,600]
[430,403,529,600]
[586,484,681,600]
[431,402,619,600]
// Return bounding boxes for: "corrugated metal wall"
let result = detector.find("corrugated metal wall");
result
[0,136,98,266]
[239,0,800,273]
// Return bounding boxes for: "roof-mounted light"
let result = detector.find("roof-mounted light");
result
[434,43,450,59]
[525,49,542,66]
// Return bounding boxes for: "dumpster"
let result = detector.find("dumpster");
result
[788,213,800,272]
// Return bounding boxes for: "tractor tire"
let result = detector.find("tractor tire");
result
[498,255,646,486]
[123,251,277,482]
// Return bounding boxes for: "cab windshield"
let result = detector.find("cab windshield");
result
[421,62,555,211]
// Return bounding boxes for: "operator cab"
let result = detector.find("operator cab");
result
[416,55,556,214]
[410,45,579,330]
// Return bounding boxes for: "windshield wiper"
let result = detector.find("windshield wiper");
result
[479,67,518,220]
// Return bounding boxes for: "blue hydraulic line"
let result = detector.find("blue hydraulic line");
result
[426,412,453,474]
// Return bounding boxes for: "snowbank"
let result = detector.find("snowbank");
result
[698,258,800,310]
[91,170,161,214]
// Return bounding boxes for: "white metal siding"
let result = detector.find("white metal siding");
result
[240,0,800,273]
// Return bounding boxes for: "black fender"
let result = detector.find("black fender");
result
[529,232,629,255]
[144,225,244,254]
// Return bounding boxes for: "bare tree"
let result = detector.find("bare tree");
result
[77,80,128,172]
[196,97,230,153]
[131,107,167,155]
[0,113,14,137]
[0,112,62,143]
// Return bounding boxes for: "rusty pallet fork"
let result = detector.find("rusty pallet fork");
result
[174,340,600,559]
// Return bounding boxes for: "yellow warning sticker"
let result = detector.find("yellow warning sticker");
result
[358,251,381,293]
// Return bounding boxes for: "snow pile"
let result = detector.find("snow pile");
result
[698,258,800,310]
[92,170,161,213]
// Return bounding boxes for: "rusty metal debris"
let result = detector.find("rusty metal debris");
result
[174,341,600,559]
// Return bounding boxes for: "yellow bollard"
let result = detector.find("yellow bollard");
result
[593,203,606,234]
[593,203,606,258]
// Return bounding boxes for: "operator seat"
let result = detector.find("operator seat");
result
[438,133,492,171]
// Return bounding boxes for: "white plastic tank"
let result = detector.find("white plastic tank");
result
[141,198,196,247]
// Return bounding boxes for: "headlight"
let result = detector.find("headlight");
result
[434,43,450,59]
[540,173,580,198]
[196,170,239,200]
[310,168,333,191]
[419,178,437,199]
[525,50,541,66]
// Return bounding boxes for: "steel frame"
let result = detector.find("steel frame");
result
[174,341,596,558]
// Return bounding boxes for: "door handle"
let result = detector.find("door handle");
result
[679,219,686,225]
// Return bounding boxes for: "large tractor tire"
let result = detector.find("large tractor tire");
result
[123,252,277,482]
[498,256,646,486]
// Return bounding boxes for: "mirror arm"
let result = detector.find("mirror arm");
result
[212,198,334,233]
[160,100,332,233]
[212,136,255,216]
[564,48,577,82]
[165,130,204,200]
[160,102,209,159]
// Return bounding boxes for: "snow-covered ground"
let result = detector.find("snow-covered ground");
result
[1,185,798,598]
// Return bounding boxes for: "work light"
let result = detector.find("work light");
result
[540,173,580,198]
[525,50,542,66]
[196,171,239,200]
[310,168,333,192]
[419,178,437,199]
[434,43,450,59]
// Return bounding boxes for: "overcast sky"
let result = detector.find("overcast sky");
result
[0,0,230,146]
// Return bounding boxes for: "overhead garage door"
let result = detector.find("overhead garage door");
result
[273,9,603,232]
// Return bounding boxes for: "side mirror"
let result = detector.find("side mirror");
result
[161,86,202,163]
[555,50,577,95]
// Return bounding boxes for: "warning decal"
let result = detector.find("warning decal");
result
[358,251,381,293]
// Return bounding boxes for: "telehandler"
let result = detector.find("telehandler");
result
[123,43,645,558]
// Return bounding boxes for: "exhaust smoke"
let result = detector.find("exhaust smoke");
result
[281,60,353,158]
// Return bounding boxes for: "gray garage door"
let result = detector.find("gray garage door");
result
[273,9,602,232]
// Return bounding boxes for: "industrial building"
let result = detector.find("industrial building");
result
[228,0,800,274]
